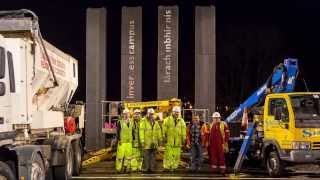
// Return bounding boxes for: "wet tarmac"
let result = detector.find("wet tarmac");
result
[73,160,320,179]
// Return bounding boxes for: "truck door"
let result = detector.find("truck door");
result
[265,98,291,148]
[0,46,13,133]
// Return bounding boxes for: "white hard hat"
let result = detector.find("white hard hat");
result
[147,108,155,114]
[133,109,141,113]
[123,108,130,114]
[212,112,221,118]
[172,106,181,113]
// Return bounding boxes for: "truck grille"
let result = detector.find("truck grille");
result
[312,142,320,150]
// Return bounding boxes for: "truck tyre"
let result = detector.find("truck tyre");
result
[31,153,46,180]
[266,151,283,177]
[72,140,82,176]
[0,161,16,180]
[53,144,74,180]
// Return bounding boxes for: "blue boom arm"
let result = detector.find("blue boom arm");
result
[226,58,298,123]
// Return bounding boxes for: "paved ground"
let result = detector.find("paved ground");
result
[73,160,320,179]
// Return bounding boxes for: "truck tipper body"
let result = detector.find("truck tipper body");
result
[0,10,83,180]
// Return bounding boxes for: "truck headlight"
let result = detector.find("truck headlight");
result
[292,142,311,150]
[292,142,300,150]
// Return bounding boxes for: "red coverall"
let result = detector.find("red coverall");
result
[209,121,230,173]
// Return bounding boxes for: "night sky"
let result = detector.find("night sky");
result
[2,0,320,108]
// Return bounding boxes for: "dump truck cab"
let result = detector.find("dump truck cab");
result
[262,92,320,175]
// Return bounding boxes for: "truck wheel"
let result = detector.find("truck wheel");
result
[266,151,283,177]
[72,140,82,176]
[31,153,46,180]
[53,144,74,180]
[0,161,16,180]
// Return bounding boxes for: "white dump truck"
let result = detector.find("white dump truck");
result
[0,9,84,180]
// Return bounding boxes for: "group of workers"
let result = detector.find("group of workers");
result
[115,106,230,174]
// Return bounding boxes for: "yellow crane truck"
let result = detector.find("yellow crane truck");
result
[227,59,320,177]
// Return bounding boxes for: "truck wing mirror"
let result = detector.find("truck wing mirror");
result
[0,82,5,96]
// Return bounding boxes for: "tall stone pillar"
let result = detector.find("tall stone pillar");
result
[86,8,107,151]
[157,6,179,100]
[195,6,216,115]
[121,7,142,102]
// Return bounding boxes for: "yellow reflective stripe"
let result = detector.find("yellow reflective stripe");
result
[220,122,225,143]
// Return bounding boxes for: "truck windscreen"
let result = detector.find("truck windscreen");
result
[290,94,320,128]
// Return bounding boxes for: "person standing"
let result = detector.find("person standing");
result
[115,108,133,173]
[131,109,143,172]
[209,112,230,174]
[139,108,162,173]
[162,106,186,171]
[186,115,203,172]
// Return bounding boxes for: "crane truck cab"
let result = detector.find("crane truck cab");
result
[262,92,320,176]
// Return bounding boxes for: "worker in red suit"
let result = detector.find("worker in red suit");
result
[209,112,230,174]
